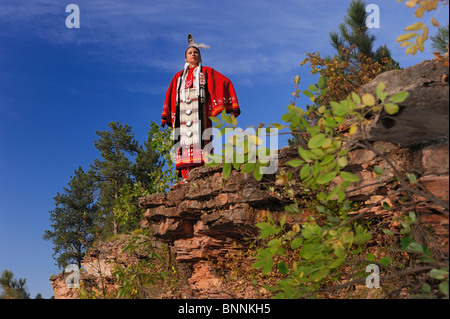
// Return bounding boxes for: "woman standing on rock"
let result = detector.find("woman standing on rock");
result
[161,34,241,181]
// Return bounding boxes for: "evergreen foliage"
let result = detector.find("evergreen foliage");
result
[43,167,99,269]
[431,22,449,52]
[44,121,170,271]
[0,269,30,299]
[91,122,139,236]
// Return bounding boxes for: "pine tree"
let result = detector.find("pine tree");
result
[0,269,30,299]
[431,22,449,53]
[43,167,99,269]
[329,0,398,69]
[91,122,139,236]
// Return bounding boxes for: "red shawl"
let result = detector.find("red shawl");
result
[161,66,240,127]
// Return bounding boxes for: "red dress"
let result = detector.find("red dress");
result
[162,66,240,179]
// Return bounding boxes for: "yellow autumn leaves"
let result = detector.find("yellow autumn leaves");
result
[402,0,441,15]
[397,22,429,55]
[397,0,446,55]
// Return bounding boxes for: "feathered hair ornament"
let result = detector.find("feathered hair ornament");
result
[187,34,210,50]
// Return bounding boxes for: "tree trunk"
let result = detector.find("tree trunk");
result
[113,176,119,236]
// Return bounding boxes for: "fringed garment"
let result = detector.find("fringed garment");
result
[162,65,240,179]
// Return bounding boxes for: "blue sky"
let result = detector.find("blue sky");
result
[0,0,448,298]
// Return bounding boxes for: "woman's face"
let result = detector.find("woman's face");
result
[186,47,200,66]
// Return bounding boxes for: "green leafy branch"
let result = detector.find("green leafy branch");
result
[247,76,435,298]
[384,211,449,298]
[281,78,409,204]
[113,182,149,229]
[113,229,165,299]
[207,110,275,181]
[253,204,373,298]
[148,122,180,191]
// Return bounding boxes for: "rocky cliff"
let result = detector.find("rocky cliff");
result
[138,146,305,298]
[51,59,449,299]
